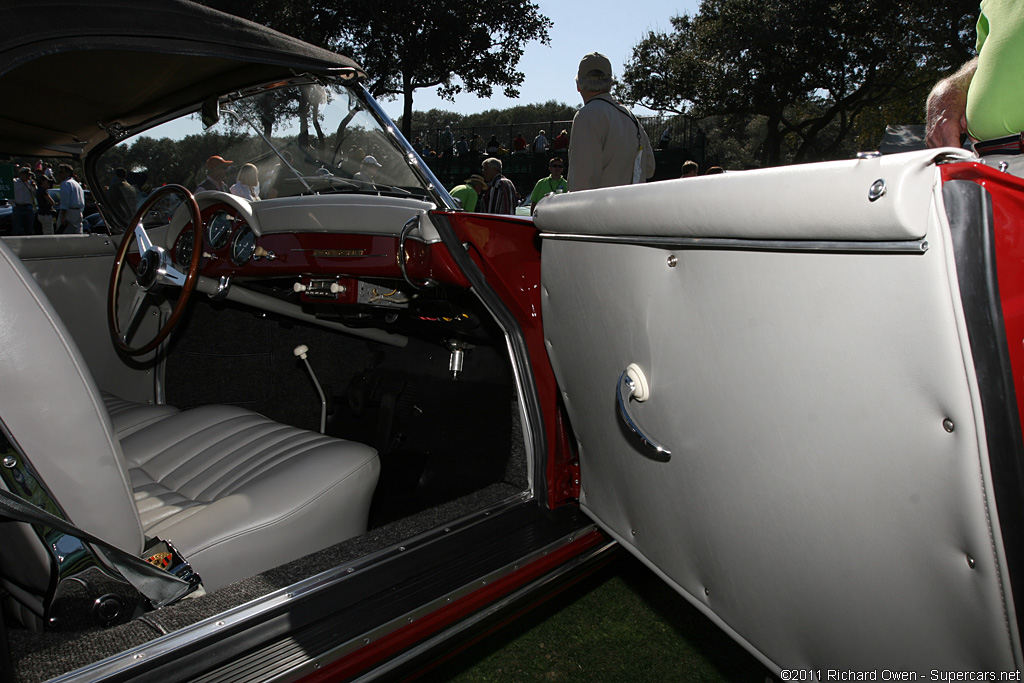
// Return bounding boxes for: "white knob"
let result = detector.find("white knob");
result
[625,363,650,402]
[330,282,345,294]
[293,344,309,359]
[293,282,308,293]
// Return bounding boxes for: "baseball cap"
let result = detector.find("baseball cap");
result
[206,155,233,169]
[362,155,383,167]
[577,52,612,81]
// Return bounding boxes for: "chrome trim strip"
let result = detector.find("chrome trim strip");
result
[539,232,930,254]
[273,525,608,683]
[347,532,615,683]
[469,286,538,498]
[49,492,535,683]
[356,85,459,212]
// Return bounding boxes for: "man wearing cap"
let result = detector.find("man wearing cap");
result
[925,0,1024,175]
[354,155,383,183]
[196,155,233,193]
[449,174,486,212]
[11,167,37,236]
[568,52,655,192]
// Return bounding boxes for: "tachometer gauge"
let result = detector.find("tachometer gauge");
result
[175,231,194,266]
[207,210,234,250]
[230,226,256,266]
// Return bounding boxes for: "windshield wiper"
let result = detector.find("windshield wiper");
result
[220,105,314,195]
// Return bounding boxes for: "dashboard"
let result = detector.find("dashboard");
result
[162,196,492,346]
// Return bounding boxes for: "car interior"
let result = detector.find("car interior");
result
[0,80,534,681]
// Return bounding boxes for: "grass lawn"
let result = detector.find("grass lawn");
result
[418,552,769,682]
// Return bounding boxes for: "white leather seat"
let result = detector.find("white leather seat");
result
[101,390,179,438]
[0,237,380,620]
[121,404,379,590]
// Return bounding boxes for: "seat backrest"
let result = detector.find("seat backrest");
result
[0,237,144,588]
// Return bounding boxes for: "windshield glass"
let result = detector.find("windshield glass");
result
[95,80,431,227]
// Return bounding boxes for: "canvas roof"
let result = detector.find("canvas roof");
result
[0,0,364,156]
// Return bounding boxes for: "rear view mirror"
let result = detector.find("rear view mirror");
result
[201,97,220,129]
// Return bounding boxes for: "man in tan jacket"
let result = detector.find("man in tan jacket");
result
[567,52,655,191]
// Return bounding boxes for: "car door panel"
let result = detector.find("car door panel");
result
[538,150,1020,670]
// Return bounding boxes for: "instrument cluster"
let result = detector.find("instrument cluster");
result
[174,206,257,269]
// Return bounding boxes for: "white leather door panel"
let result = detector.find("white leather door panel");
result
[539,158,1020,670]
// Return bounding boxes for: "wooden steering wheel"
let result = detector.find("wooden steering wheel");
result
[107,184,203,356]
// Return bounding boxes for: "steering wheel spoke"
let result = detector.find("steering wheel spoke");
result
[160,261,187,287]
[108,185,202,356]
[134,222,154,253]
[120,286,151,345]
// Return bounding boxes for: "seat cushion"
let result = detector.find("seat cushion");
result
[101,390,180,438]
[119,404,379,591]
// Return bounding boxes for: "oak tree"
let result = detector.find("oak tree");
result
[620,0,976,166]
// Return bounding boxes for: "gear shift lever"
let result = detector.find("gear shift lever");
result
[293,344,327,434]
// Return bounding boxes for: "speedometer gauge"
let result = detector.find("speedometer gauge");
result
[207,210,234,249]
[230,226,256,266]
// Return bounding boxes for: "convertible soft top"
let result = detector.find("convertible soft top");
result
[0,0,365,156]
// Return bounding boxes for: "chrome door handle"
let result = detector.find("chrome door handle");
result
[616,364,671,461]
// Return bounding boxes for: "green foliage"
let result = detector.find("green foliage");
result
[396,101,577,134]
[336,0,553,138]
[620,0,978,167]
[197,0,553,141]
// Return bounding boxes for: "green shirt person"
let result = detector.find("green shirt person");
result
[530,158,568,214]
[926,0,1024,147]
[966,0,1024,142]
[449,174,487,212]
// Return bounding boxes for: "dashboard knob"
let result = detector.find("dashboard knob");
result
[293,282,308,293]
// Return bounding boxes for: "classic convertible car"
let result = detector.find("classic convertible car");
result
[3,1,1024,681]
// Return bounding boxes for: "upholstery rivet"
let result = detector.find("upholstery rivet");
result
[868,179,886,202]
[2,455,16,469]
[967,554,976,569]
[943,419,955,433]
[704,587,710,596]
[630,529,636,536]
[667,255,678,268]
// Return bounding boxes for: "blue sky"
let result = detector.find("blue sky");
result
[378,0,701,120]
